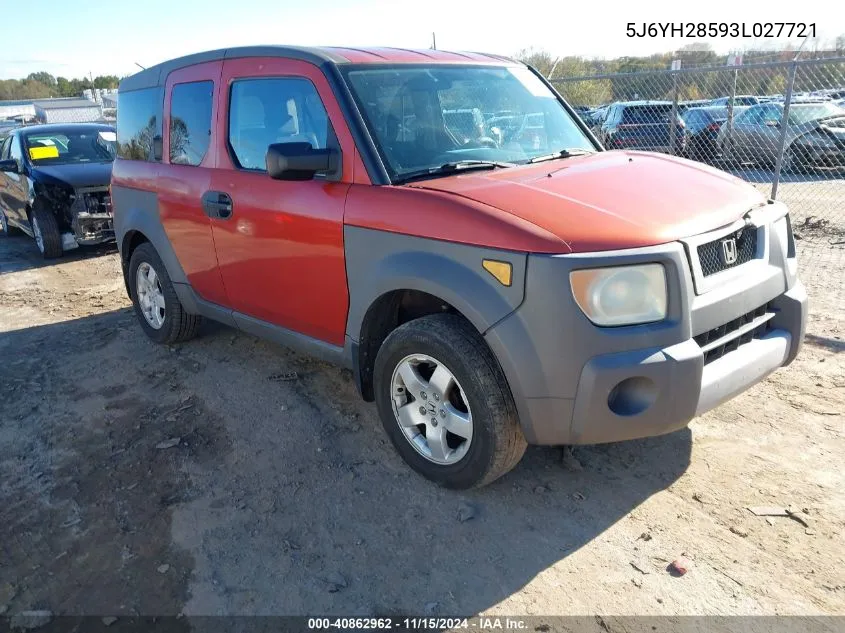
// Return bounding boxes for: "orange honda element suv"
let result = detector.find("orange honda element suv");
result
[112,46,807,488]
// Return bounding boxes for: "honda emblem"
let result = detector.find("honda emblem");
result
[721,237,738,265]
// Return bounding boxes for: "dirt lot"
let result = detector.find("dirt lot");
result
[0,230,843,624]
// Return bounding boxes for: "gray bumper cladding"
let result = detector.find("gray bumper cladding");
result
[570,340,702,445]
[570,282,806,445]
[485,206,807,446]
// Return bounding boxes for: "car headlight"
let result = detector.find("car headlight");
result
[570,264,667,326]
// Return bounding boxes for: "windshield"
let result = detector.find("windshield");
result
[342,65,595,181]
[23,128,116,166]
[788,102,845,125]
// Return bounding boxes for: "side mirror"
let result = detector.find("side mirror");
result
[265,142,338,181]
[765,120,780,128]
[0,159,19,173]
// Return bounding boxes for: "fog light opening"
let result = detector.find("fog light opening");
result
[608,377,658,416]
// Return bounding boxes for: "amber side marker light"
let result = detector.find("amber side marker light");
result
[482,259,512,287]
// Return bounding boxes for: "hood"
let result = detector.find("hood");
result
[407,151,767,252]
[30,162,113,190]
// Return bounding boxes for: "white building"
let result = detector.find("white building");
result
[0,99,37,120]
[33,98,104,123]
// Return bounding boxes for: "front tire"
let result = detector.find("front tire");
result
[31,204,62,259]
[782,146,803,174]
[374,314,526,489]
[129,242,202,344]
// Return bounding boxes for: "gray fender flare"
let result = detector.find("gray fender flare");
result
[112,185,188,289]
[344,226,527,343]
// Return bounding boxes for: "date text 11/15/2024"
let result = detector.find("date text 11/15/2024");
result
[307,617,530,630]
[627,22,816,38]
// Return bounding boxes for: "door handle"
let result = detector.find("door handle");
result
[201,191,233,220]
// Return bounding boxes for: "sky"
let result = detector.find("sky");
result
[1,0,844,79]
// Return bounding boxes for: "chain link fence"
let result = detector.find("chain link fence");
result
[553,57,845,276]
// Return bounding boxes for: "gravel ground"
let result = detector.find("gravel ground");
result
[0,229,843,625]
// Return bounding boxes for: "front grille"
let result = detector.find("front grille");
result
[694,303,772,365]
[697,227,757,276]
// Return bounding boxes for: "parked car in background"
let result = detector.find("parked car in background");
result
[572,105,593,120]
[710,95,760,107]
[682,105,749,163]
[598,101,685,153]
[782,112,845,172]
[812,89,845,100]
[1,120,19,137]
[0,123,116,257]
[584,105,608,132]
[677,99,711,115]
[717,100,845,167]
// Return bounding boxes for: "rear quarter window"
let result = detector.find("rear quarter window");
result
[169,81,214,166]
[117,87,163,161]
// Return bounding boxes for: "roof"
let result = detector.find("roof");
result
[12,122,115,135]
[120,45,520,92]
[613,100,672,107]
[0,97,83,107]
[34,99,101,110]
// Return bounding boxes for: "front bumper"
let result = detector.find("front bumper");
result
[70,186,115,246]
[568,282,805,444]
[800,148,845,168]
[485,201,807,445]
[72,213,115,245]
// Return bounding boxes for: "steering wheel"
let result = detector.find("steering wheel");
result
[463,136,499,149]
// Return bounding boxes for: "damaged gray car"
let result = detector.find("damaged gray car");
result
[0,123,116,258]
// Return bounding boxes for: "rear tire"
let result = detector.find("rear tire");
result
[374,314,526,489]
[31,204,62,259]
[129,242,202,345]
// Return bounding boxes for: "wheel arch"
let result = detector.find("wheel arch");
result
[120,229,151,296]
[112,185,188,298]
[345,227,528,401]
[354,288,473,401]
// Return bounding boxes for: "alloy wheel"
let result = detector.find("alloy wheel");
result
[390,353,473,465]
[136,262,166,329]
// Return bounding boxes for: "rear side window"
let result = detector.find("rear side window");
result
[170,81,214,166]
[117,87,163,161]
[622,105,673,124]
[228,78,330,171]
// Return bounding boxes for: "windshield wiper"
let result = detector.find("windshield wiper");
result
[395,160,514,184]
[527,148,595,164]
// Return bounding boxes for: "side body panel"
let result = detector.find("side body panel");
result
[0,167,29,229]
[208,57,357,346]
[1,133,31,229]
[112,178,186,286]
[159,61,228,306]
